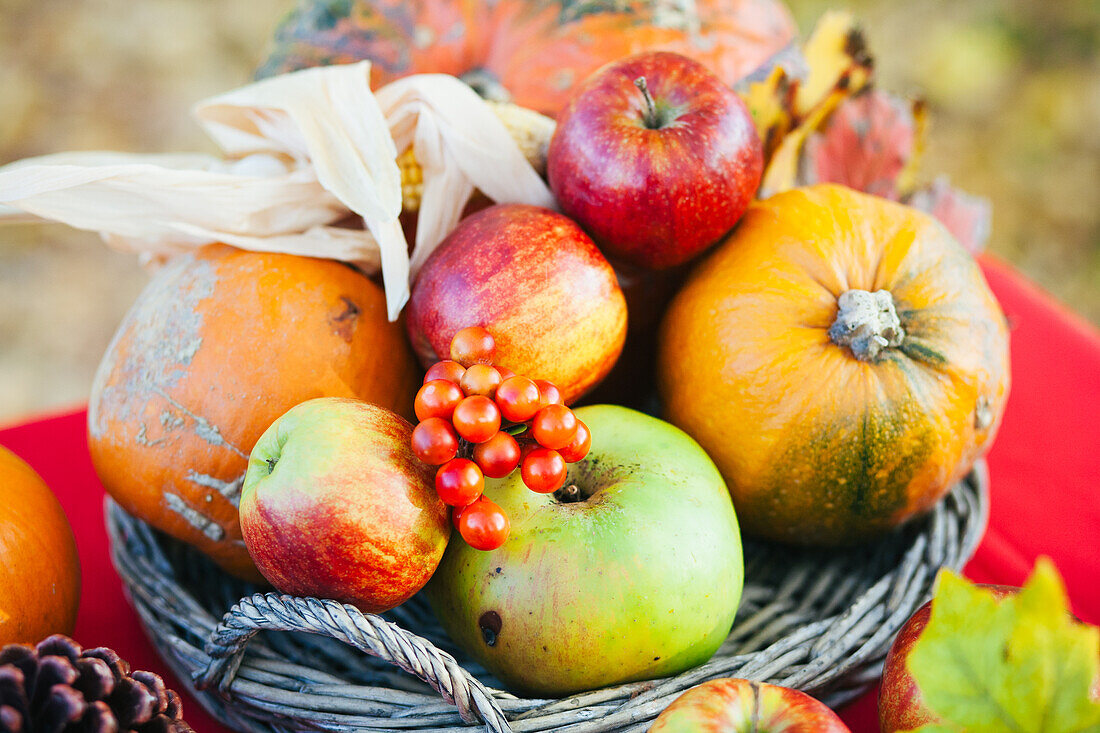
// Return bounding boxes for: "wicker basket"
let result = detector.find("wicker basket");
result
[105,461,988,733]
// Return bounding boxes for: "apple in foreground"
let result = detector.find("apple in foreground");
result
[548,51,763,270]
[425,404,743,697]
[406,203,627,404]
[651,678,850,732]
[650,679,851,732]
[239,397,450,613]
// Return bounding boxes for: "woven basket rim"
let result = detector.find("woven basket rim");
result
[106,461,988,733]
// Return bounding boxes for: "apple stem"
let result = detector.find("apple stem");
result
[634,76,661,129]
[554,484,584,503]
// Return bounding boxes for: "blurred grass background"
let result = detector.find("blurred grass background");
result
[1,0,1097,425]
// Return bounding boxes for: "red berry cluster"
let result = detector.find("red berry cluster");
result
[410,327,591,551]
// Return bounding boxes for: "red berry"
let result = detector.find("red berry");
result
[521,447,567,493]
[518,439,538,460]
[535,379,563,408]
[424,360,466,384]
[415,379,464,421]
[460,363,503,398]
[435,458,484,507]
[452,395,501,443]
[450,326,496,367]
[473,431,522,478]
[495,376,542,423]
[457,496,510,550]
[411,418,459,465]
[531,404,579,450]
[495,365,516,381]
[558,420,591,463]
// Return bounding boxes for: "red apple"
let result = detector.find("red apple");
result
[578,258,690,409]
[881,584,1100,731]
[239,397,450,614]
[406,203,627,404]
[547,51,763,270]
[650,678,851,732]
[879,584,1085,731]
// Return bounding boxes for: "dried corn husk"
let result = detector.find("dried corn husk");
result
[0,62,555,320]
[376,74,556,275]
[401,100,554,212]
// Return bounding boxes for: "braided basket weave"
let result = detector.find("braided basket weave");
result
[105,461,988,733]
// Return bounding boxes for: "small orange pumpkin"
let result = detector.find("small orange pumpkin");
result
[258,0,797,117]
[0,445,81,645]
[87,244,420,580]
[658,185,1010,546]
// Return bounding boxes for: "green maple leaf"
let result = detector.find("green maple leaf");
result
[905,558,1100,733]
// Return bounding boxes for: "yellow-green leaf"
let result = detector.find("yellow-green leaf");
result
[905,559,1100,733]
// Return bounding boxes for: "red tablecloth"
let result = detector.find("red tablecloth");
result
[2,255,1097,732]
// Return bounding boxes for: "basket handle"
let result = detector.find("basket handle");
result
[194,593,511,732]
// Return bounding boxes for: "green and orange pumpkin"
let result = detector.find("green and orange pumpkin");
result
[658,184,1010,546]
[259,0,797,117]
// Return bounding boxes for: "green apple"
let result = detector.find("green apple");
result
[240,397,450,614]
[425,404,743,697]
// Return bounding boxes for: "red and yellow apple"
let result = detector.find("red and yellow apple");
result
[238,397,449,614]
[878,594,954,732]
[406,204,627,404]
[878,585,1100,731]
[548,51,763,270]
[650,679,851,732]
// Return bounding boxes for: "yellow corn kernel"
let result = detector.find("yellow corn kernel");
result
[399,101,555,212]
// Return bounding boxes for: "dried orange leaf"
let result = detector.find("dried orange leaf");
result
[801,89,924,199]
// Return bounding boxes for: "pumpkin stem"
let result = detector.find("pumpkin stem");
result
[828,289,905,362]
[634,77,662,129]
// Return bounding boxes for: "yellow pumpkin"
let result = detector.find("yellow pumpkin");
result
[658,185,1010,546]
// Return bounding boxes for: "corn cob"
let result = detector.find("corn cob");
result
[399,101,556,212]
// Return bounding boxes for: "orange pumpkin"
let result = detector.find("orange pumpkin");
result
[658,185,1010,546]
[0,445,81,645]
[88,244,420,580]
[258,0,797,117]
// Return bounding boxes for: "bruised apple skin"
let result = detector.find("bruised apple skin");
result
[239,398,449,613]
[406,204,627,404]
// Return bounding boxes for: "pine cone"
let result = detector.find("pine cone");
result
[0,635,193,733]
